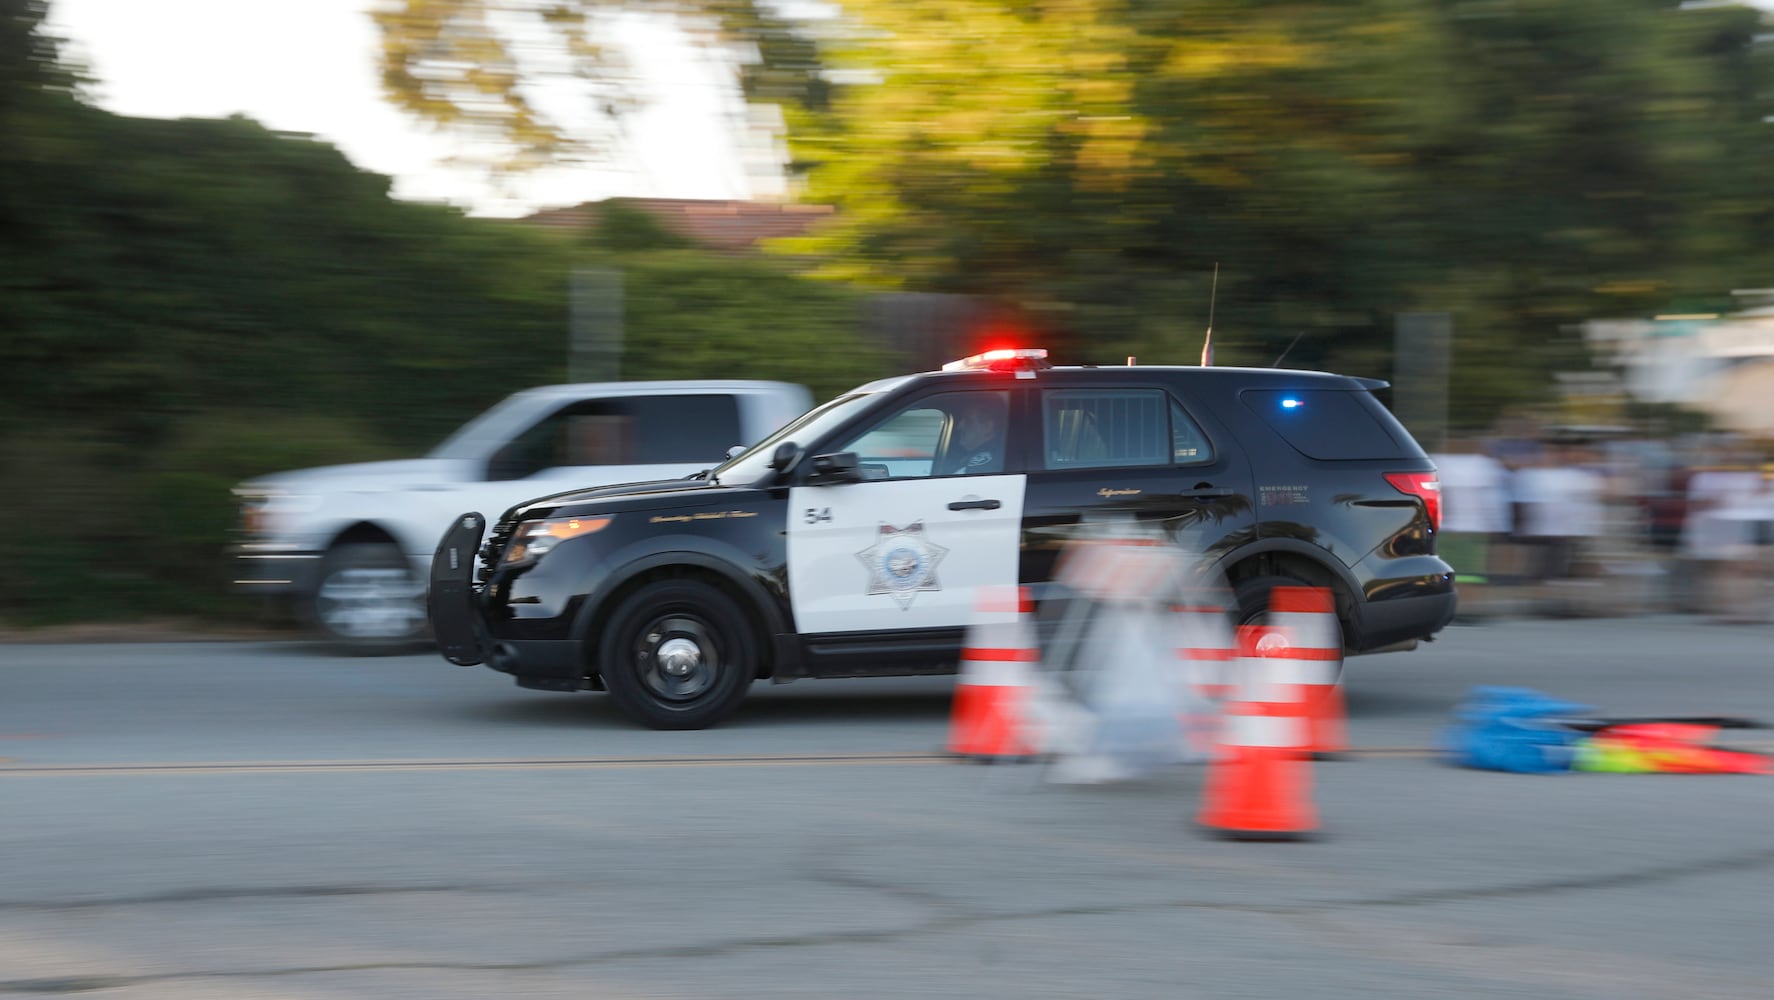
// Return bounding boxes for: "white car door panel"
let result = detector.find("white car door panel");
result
[787,475,1026,634]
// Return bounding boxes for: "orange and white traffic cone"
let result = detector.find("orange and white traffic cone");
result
[1267,586,1347,760]
[1174,592,1237,702]
[948,585,1039,761]
[1197,625,1318,840]
[1173,591,1236,761]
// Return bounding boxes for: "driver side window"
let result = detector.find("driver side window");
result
[840,408,945,480]
[828,391,1010,480]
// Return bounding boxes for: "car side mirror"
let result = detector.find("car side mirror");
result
[768,442,802,472]
[726,444,747,460]
[809,451,863,484]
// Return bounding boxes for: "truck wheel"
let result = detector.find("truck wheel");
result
[599,579,757,730]
[313,542,428,654]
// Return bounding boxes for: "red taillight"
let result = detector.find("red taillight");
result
[1383,472,1442,532]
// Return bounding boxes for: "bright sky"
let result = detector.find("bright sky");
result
[47,0,784,217]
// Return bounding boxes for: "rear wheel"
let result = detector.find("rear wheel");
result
[313,542,428,654]
[599,579,757,730]
[1233,574,1344,654]
[1233,572,1348,760]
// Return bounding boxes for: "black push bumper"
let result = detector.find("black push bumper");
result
[429,512,489,666]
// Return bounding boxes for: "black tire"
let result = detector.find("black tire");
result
[1233,573,1344,653]
[312,542,429,654]
[598,579,758,730]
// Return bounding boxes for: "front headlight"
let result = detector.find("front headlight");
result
[232,487,322,539]
[501,516,612,567]
[236,490,276,536]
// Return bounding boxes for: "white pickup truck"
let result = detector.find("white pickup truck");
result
[231,380,814,652]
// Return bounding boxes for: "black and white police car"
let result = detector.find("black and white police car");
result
[429,349,1456,729]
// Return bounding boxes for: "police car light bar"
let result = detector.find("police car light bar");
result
[941,348,1050,373]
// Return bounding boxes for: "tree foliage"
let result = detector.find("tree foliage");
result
[4,0,1773,627]
[368,0,820,170]
[779,0,1774,421]
[377,0,1774,425]
[0,2,886,625]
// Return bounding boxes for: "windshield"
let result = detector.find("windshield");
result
[426,392,540,461]
[711,391,883,484]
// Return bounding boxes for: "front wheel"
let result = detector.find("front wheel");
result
[313,542,428,654]
[598,579,758,730]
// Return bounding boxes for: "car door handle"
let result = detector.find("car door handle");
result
[1180,490,1234,500]
[948,499,1002,511]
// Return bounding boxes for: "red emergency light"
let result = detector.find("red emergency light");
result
[942,348,1051,375]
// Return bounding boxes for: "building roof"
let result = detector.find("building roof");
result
[524,197,835,253]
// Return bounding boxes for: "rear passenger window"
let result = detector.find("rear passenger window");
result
[1241,389,1411,460]
[1172,400,1213,464]
[1045,389,1210,469]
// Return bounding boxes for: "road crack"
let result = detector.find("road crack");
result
[0,883,493,912]
[7,847,1772,993]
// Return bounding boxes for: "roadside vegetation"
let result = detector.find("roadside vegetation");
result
[0,2,888,627]
[5,0,1772,628]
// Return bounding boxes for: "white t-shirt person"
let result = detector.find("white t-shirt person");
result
[1433,452,1512,535]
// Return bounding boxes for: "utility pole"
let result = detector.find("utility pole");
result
[570,268,624,382]
[1394,312,1451,454]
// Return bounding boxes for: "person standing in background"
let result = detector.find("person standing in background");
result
[1433,437,1513,620]
[1682,440,1774,622]
[1512,441,1607,613]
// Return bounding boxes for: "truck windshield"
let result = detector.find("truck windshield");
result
[427,397,530,460]
[712,392,882,485]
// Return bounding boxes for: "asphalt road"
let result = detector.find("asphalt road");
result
[2,615,1772,998]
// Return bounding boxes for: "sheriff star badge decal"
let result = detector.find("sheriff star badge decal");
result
[857,521,948,609]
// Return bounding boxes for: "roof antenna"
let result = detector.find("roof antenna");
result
[1200,263,1219,367]
[1270,330,1305,368]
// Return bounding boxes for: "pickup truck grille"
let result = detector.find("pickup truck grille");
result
[478,519,513,583]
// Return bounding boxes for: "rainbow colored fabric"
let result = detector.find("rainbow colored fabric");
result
[1574,723,1770,775]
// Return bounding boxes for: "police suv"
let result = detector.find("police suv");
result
[429,349,1456,729]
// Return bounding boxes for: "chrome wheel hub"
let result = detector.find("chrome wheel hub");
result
[656,637,702,677]
[635,616,719,702]
[1254,629,1290,654]
[317,568,425,640]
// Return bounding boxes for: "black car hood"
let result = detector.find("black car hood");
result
[504,476,758,522]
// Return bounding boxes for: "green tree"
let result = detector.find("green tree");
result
[0,6,889,625]
[370,0,824,170]
[0,0,76,109]
[375,0,1774,427]
[777,0,1774,422]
